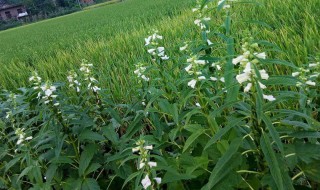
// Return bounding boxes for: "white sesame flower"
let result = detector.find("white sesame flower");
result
[188,79,197,88]
[29,76,35,81]
[187,58,193,63]
[309,63,319,68]
[198,76,206,80]
[196,103,201,107]
[154,177,162,184]
[220,77,225,83]
[216,65,222,70]
[259,69,269,80]
[144,145,153,150]
[207,39,213,45]
[180,44,188,51]
[223,4,230,9]
[45,89,53,97]
[17,139,23,145]
[141,75,150,82]
[147,49,156,54]
[254,52,267,59]
[148,162,157,168]
[232,55,244,65]
[194,19,201,25]
[292,72,300,77]
[157,47,165,53]
[185,64,192,72]
[258,81,267,89]
[25,136,33,140]
[195,60,206,65]
[236,72,251,84]
[306,80,316,86]
[141,175,152,189]
[244,62,252,73]
[92,86,101,92]
[139,162,146,169]
[210,77,218,81]
[263,94,276,101]
[244,83,252,92]
[145,36,152,46]
[161,55,170,60]
[203,17,211,21]
[132,147,140,153]
[54,103,60,106]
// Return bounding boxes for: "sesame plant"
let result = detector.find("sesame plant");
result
[0,0,320,189]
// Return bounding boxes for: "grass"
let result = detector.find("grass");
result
[0,0,319,102]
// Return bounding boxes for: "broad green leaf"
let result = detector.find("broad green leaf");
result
[79,130,105,141]
[81,178,101,190]
[85,163,101,176]
[262,115,283,152]
[202,138,242,190]
[45,164,58,183]
[18,166,34,181]
[289,131,320,138]
[204,117,244,150]
[5,157,20,172]
[121,171,141,190]
[260,132,292,190]
[79,144,98,177]
[183,128,206,152]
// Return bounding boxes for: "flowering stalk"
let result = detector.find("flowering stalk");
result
[132,140,161,190]
[233,37,275,101]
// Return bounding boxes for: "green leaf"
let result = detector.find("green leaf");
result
[45,164,58,183]
[260,132,292,190]
[79,144,98,177]
[121,171,141,190]
[79,130,105,141]
[5,157,20,172]
[183,128,206,153]
[162,171,196,183]
[81,178,101,190]
[85,163,101,176]
[264,76,299,86]
[204,117,244,150]
[202,138,242,190]
[102,124,119,144]
[262,115,283,152]
[289,131,320,138]
[18,166,34,181]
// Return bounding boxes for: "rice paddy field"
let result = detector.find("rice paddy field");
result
[0,0,319,102]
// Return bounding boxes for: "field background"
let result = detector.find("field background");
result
[0,0,319,102]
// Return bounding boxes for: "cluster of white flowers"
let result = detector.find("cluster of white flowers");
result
[185,56,207,88]
[40,83,59,105]
[15,128,32,145]
[192,0,211,33]
[292,62,319,87]
[67,70,81,92]
[80,60,101,92]
[233,39,275,101]
[132,140,161,189]
[134,62,150,82]
[29,71,42,89]
[145,30,169,61]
